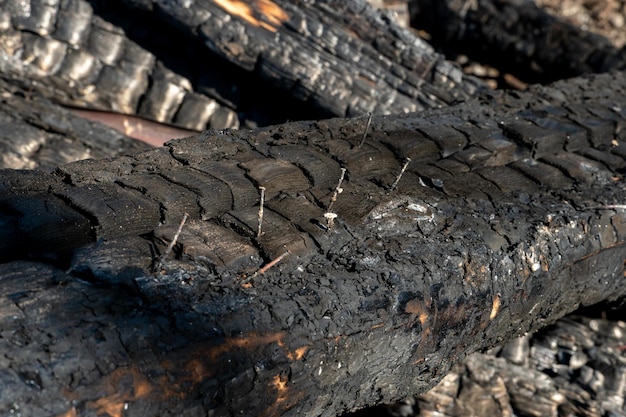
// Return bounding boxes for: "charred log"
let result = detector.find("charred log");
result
[0,77,151,172]
[1,69,626,416]
[421,312,626,417]
[352,310,626,417]
[0,0,486,133]
[409,0,626,85]
[0,1,623,415]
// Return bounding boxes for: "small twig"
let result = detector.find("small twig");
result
[153,212,189,272]
[257,250,291,275]
[327,168,346,213]
[586,204,626,210]
[358,112,372,148]
[389,158,411,191]
[243,250,291,284]
[257,186,266,238]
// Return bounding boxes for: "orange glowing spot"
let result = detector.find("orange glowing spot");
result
[90,395,126,417]
[133,375,152,398]
[405,299,429,325]
[277,338,309,361]
[55,408,78,417]
[287,346,309,361]
[260,374,304,417]
[490,293,501,320]
[68,107,196,147]
[271,374,288,394]
[411,357,425,366]
[157,332,293,399]
[213,0,289,32]
[206,332,286,362]
[86,367,153,417]
[419,312,428,324]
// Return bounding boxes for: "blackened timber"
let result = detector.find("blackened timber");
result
[1,70,626,416]
[409,0,626,84]
[120,0,485,111]
[0,78,151,172]
[414,313,626,417]
[0,0,486,133]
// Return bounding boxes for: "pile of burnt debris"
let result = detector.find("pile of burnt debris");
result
[0,1,625,417]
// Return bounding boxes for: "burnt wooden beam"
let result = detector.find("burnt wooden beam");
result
[0,0,486,133]
[0,78,152,172]
[2,1,626,416]
[409,0,626,84]
[102,0,486,110]
[1,69,626,416]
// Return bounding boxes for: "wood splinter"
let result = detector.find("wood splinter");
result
[257,186,266,238]
[322,168,346,231]
[243,250,292,284]
[327,168,346,213]
[153,212,189,272]
[358,112,372,148]
[389,157,411,192]
[586,204,626,210]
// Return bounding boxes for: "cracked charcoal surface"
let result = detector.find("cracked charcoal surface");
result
[1,69,626,416]
[0,0,486,133]
[409,0,626,86]
[1,1,626,416]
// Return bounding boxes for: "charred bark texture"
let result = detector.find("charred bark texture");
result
[0,0,486,132]
[0,78,151,172]
[409,0,626,84]
[1,70,626,416]
[409,313,626,417]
